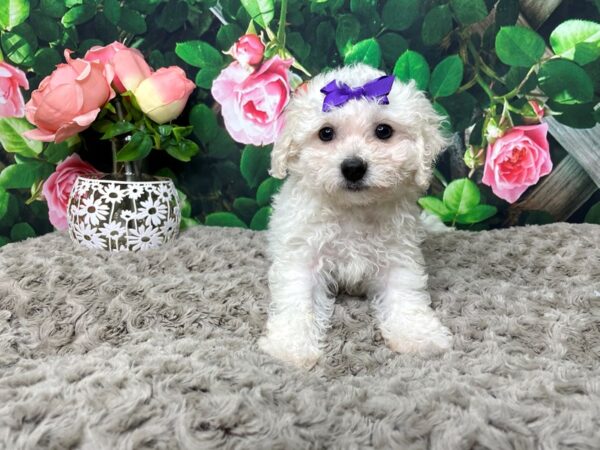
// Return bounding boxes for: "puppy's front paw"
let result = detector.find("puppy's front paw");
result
[382,314,452,356]
[258,335,321,369]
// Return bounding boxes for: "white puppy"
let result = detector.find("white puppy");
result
[259,63,452,369]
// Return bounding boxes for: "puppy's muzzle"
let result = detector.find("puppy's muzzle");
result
[341,157,368,183]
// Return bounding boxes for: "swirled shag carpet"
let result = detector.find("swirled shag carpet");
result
[0,224,599,449]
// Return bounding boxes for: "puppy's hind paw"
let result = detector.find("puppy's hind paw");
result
[258,336,321,369]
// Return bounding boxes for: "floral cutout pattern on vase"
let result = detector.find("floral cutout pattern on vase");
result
[67,176,180,252]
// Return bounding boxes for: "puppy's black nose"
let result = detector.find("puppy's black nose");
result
[341,157,367,182]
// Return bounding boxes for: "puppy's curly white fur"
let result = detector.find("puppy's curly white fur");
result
[259,64,452,369]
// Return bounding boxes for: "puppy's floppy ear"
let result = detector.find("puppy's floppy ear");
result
[414,101,450,190]
[269,104,301,179]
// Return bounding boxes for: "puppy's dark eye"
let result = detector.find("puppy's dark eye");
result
[375,124,393,140]
[318,126,335,142]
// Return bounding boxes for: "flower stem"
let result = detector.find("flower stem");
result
[114,99,139,182]
[277,0,288,49]
[496,64,538,101]
[475,74,495,102]
[111,138,118,175]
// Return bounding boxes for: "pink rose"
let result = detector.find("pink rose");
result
[134,66,195,124]
[84,41,127,64]
[482,123,552,203]
[42,154,101,230]
[229,34,265,67]
[0,61,29,118]
[211,56,293,145]
[112,48,152,93]
[24,50,115,143]
[85,43,152,93]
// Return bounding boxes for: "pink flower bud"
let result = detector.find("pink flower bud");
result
[111,48,153,93]
[523,100,545,124]
[134,67,195,124]
[229,34,265,67]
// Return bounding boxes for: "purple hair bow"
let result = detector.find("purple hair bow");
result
[320,75,395,112]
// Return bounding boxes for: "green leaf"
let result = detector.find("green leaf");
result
[256,177,283,206]
[190,104,219,144]
[450,0,487,25]
[584,202,600,224]
[43,142,72,164]
[61,1,95,27]
[538,59,594,105]
[547,100,597,129]
[0,118,43,157]
[504,66,537,92]
[165,140,199,162]
[250,206,272,230]
[240,145,271,189]
[79,38,104,55]
[172,126,193,141]
[344,38,381,68]
[10,222,35,241]
[29,11,60,42]
[180,217,199,231]
[206,129,238,160]
[393,50,430,91]
[418,196,453,222]
[455,204,497,224]
[382,0,420,31]
[429,55,464,98]
[550,20,600,65]
[0,189,10,221]
[1,23,37,65]
[240,0,274,28]
[125,0,161,14]
[495,0,519,26]
[437,92,478,132]
[335,14,360,54]
[432,102,452,133]
[194,67,220,89]
[0,162,54,189]
[379,33,408,67]
[217,23,243,50]
[101,121,136,140]
[495,26,545,67]
[39,0,67,18]
[116,132,153,161]
[175,40,222,68]
[316,21,335,55]
[350,0,377,16]
[0,0,30,30]
[443,178,480,214]
[233,197,259,224]
[287,31,311,60]
[118,7,147,34]
[205,212,248,228]
[0,236,9,246]
[103,0,121,25]
[176,189,191,217]
[155,0,187,32]
[421,4,453,46]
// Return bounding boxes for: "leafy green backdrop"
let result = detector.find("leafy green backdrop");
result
[0,0,599,246]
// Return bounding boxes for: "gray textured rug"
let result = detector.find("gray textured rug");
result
[0,224,599,449]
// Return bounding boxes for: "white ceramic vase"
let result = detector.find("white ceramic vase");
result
[67,175,181,252]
